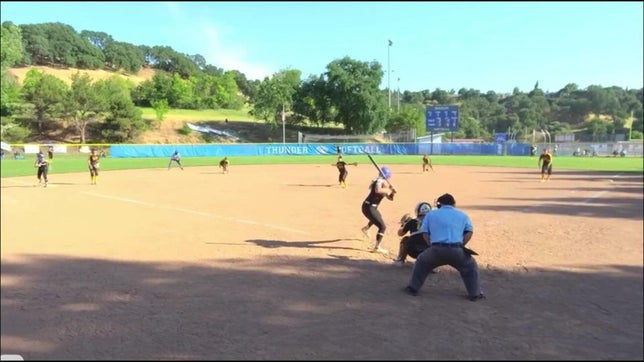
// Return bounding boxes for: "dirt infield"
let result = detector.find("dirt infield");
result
[1,163,642,360]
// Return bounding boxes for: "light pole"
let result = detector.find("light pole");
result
[387,39,392,111]
[397,76,401,113]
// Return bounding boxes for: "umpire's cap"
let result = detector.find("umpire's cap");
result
[436,193,456,208]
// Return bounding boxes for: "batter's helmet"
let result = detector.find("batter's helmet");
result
[381,167,392,179]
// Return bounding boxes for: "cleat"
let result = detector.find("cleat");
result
[468,293,486,302]
[370,246,389,255]
[404,286,418,296]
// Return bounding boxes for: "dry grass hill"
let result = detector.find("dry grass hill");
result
[7,65,156,86]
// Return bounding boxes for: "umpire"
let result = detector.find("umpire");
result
[404,193,485,301]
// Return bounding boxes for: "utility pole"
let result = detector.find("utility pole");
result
[281,104,286,144]
[388,39,392,111]
[397,77,401,113]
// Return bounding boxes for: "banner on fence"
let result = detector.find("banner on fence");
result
[110,143,532,158]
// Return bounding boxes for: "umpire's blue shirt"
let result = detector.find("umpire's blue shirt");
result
[420,205,473,243]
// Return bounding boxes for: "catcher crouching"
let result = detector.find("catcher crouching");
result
[393,201,433,266]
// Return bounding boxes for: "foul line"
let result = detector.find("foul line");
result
[83,191,312,236]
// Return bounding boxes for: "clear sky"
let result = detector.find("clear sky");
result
[1,1,642,94]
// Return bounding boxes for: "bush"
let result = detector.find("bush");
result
[630,130,643,140]
[178,123,191,135]
[1,122,31,143]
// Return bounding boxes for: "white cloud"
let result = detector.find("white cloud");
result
[200,24,273,80]
[163,2,274,80]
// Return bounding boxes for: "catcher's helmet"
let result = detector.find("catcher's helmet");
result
[380,167,392,179]
[415,202,432,218]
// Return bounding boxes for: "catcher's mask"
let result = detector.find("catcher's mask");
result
[415,202,432,218]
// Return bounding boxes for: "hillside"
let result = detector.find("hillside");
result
[7,65,156,86]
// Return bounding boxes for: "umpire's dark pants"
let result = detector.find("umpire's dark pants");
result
[409,243,481,298]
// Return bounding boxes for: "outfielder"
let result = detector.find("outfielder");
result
[538,148,553,182]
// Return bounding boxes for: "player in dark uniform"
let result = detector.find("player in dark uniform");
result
[335,144,342,157]
[393,202,433,266]
[34,151,49,187]
[168,150,184,170]
[538,148,553,182]
[332,156,357,188]
[88,148,100,185]
[219,157,229,174]
[47,146,54,170]
[422,154,433,172]
[360,167,396,254]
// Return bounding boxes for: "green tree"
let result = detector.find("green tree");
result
[0,22,27,142]
[230,69,256,102]
[1,70,29,142]
[170,73,195,108]
[214,71,244,109]
[189,54,207,70]
[64,72,105,143]
[587,117,608,141]
[385,103,424,134]
[323,57,387,134]
[1,22,24,70]
[96,76,145,142]
[292,74,336,126]
[79,30,113,50]
[21,68,68,134]
[250,69,301,125]
[151,98,169,126]
[103,41,144,73]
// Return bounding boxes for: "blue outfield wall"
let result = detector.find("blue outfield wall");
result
[110,143,531,158]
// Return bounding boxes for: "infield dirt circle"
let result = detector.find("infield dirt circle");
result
[1,162,642,360]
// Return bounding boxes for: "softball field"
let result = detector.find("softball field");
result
[1,163,642,360]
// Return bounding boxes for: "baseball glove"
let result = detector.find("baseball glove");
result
[399,213,413,225]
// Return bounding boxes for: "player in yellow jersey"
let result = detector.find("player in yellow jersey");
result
[538,148,553,182]
[88,149,101,185]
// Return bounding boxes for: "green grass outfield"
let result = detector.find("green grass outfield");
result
[1,155,642,178]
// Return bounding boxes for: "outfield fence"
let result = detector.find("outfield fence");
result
[3,141,641,159]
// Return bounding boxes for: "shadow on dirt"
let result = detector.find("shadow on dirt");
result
[286,184,336,188]
[1,255,641,360]
[471,195,643,220]
[246,238,363,251]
